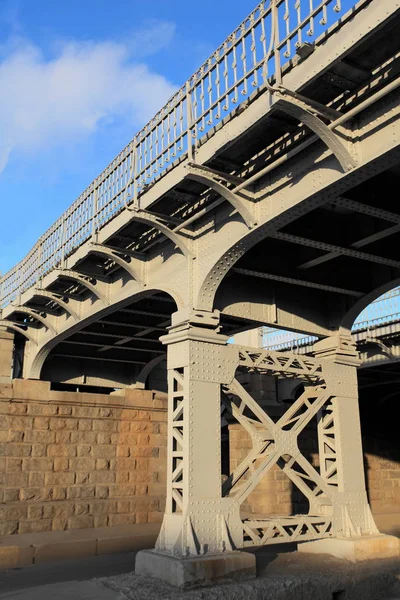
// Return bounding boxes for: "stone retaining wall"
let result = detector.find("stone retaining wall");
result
[0,381,167,535]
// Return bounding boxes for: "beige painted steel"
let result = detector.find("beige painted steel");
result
[155,316,376,556]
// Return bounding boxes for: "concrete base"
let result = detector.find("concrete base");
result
[135,549,256,588]
[298,534,399,562]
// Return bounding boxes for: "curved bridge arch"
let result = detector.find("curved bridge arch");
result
[340,278,400,334]
[25,286,182,381]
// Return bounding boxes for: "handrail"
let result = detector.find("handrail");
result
[0,0,361,308]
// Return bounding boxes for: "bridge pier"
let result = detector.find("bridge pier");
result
[312,334,378,537]
[135,310,256,587]
[135,322,398,587]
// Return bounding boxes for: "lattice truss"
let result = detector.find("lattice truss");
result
[222,346,337,547]
[168,368,186,513]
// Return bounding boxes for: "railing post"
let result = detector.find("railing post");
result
[36,239,43,286]
[133,142,139,209]
[272,0,282,86]
[59,214,67,268]
[185,80,194,161]
[92,180,98,242]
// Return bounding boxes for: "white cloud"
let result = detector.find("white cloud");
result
[0,23,177,173]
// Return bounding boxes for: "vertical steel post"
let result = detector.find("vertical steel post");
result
[186,81,194,162]
[272,0,282,86]
[36,239,43,286]
[60,217,66,269]
[314,334,378,537]
[133,142,139,210]
[155,311,242,557]
[92,181,98,242]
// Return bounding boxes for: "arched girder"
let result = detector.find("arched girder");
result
[26,287,178,381]
[56,269,109,306]
[34,289,79,322]
[89,243,144,284]
[273,95,356,172]
[184,164,257,228]
[0,320,37,344]
[10,306,57,335]
[129,209,192,258]
[340,277,400,334]
[132,353,167,389]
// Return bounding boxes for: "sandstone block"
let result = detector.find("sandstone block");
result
[55,431,72,443]
[47,444,77,457]
[67,515,94,530]
[24,430,55,443]
[67,485,95,499]
[52,518,68,531]
[23,457,53,471]
[29,472,45,486]
[91,445,116,458]
[33,416,51,430]
[0,521,19,536]
[69,457,95,471]
[89,471,115,484]
[32,444,47,457]
[54,457,69,471]
[96,486,109,499]
[94,515,109,528]
[50,417,77,430]
[6,458,22,471]
[27,404,57,416]
[11,416,33,430]
[18,518,52,534]
[4,489,20,502]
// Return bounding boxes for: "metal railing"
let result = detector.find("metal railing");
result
[0,0,361,308]
[263,288,400,350]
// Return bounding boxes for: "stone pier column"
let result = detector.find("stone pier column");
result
[0,330,14,384]
[135,309,255,587]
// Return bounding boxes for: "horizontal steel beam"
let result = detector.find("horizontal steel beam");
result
[333,197,400,223]
[99,319,168,331]
[233,267,363,297]
[272,232,400,270]
[61,340,163,353]
[51,353,146,365]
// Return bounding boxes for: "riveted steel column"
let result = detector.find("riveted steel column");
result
[314,334,378,537]
[155,310,242,557]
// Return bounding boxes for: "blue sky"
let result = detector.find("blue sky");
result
[0,0,258,274]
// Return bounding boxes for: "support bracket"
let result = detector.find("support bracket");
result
[185,163,257,228]
[89,242,145,284]
[128,209,192,258]
[0,320,37,344]
[9,305,57,335]
[270,85,356,172]
[33,289,79,322]
[56,269,109,306]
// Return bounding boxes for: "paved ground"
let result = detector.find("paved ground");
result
[0,547,399,600]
